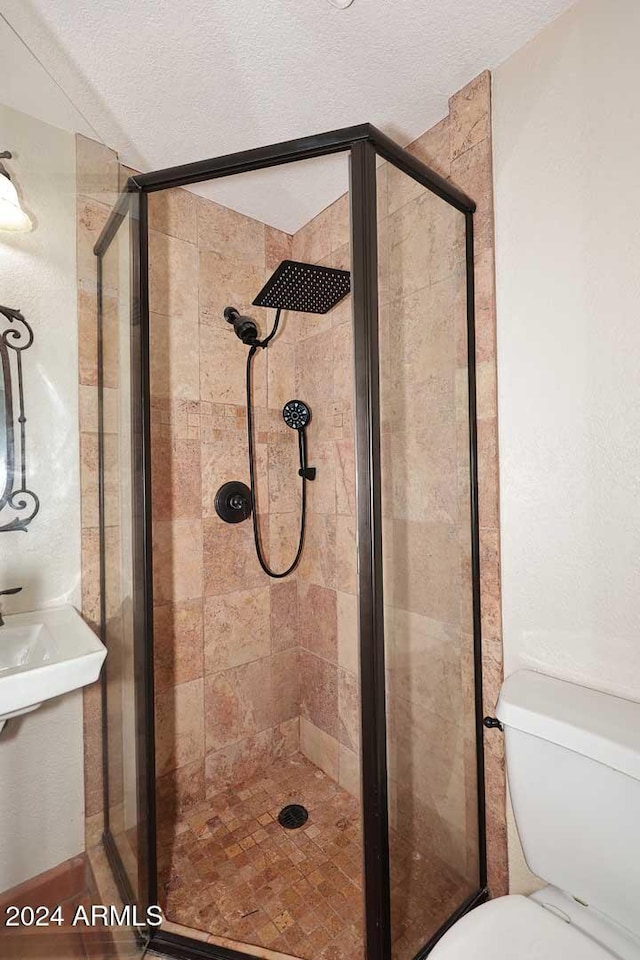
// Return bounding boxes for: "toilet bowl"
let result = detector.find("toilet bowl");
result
[430,891,640,959]
[430,670,640,960]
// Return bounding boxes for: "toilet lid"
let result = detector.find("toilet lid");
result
[429,895,615,960]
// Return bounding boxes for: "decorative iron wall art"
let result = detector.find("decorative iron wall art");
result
[0,304,39,531]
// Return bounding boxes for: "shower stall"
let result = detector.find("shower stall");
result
[94,125,486,960]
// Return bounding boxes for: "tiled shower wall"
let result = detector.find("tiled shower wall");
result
[290,196,360,797]
[147,190,311,823]
[143,172,361,828]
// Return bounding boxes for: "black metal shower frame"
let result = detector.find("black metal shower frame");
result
[94,122,488,960]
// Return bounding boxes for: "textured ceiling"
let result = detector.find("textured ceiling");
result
[2,0,574,232]
[0,17,93,136]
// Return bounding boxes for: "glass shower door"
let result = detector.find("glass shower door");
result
[378,159,481,959]
[97,190,155,954]
[378,164,480,960]
[350,138,484,960]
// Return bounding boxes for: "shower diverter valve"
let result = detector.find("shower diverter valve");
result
[215,480,252,524]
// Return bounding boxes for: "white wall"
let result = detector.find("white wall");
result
[493,0,640,890]
[0,105,81,611]
[0,102,84,890]
[0,17,93,138]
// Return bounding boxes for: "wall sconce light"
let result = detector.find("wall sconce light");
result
[0,151,33,232]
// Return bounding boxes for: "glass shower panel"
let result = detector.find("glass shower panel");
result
[99,200,145,909]
[147,155,366,959]
[377,160,479,959]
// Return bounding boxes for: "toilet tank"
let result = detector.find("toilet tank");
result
[496,670,640,939]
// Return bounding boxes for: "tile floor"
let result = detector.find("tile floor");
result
[0,930,116,960]
[0,905,122,960]
[158,753,469,960]
[0,854,119,960]
[159,754,364,960]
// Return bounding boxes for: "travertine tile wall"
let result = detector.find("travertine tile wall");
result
[288,194,360,799]
[148,189,312,831]
[145,174,362,834]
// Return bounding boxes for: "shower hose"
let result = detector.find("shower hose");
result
[246,309,307,578]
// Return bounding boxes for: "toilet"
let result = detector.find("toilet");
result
[431,669,640,959]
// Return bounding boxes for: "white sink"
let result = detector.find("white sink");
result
[0,605,106,730]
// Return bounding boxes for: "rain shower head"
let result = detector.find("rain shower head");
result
[253,259,350,315]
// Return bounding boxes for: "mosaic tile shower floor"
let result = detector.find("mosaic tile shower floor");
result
[158,753,468,960]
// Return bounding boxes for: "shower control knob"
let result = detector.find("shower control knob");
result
[215,481,252,524]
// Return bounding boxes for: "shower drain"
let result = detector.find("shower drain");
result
[278,804,309,830]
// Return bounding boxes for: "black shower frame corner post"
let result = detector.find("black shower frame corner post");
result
[133,186,158,914]
[350,139,391,960]
[93,123,487,960]
[465,210,489,899]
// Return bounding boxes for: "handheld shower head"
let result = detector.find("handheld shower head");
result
[224,306,259,345]
[283,400,316,482]
[283,399,311,430]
